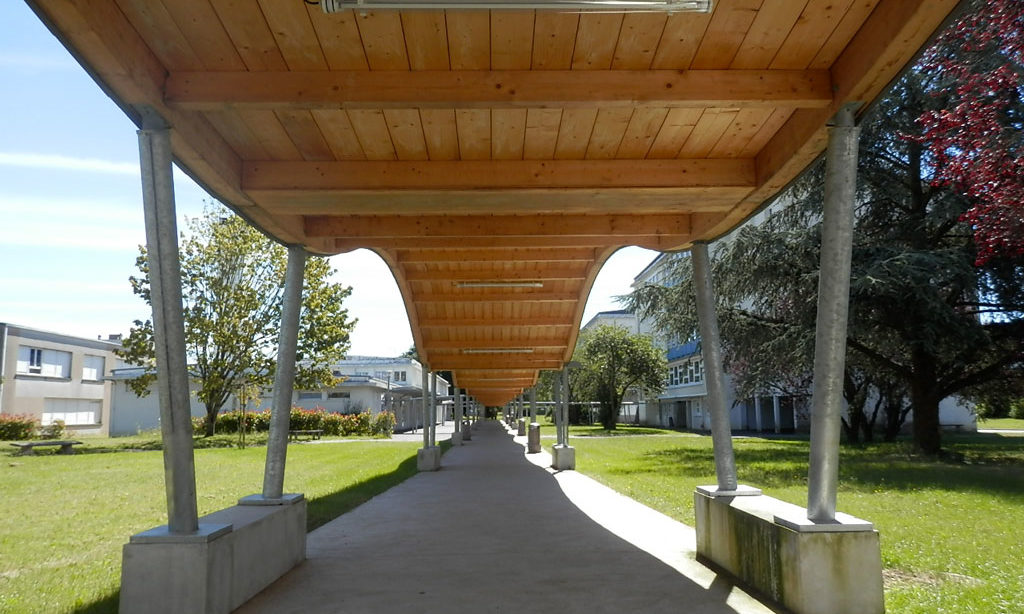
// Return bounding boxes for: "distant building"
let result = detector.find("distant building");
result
[0,322,122,436]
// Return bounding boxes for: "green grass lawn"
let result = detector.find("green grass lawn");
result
[561,432,1024,614]
[978,417,1024,430]
[0,440,421,613]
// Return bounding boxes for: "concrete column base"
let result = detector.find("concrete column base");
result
[120,495,306,614]
[451,431,463,446]
[527,423,542,454]
[517,419,527,436]
[417,446,442,471]
[694,489,882,614]
[551,444,575,470]
[462,421,472,440]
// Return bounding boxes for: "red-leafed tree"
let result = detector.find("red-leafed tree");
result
[918,0,1024,264]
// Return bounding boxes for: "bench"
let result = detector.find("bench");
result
[288,429,323,442]
[10,440,83,456]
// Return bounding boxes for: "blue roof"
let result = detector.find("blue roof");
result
[667,340,699,361]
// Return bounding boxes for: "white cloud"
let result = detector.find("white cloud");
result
[0,53,77,71]
[0,152,139,175]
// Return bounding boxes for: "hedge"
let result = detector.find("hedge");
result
[0,414,37,441]
[193,408,395,438]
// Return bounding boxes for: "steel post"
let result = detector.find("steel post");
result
[138,126,199,534]
[422,368,430,448]
[529,387,537,422]
[455,390,462,434]
[773,396,782,434]
[560,367,570,446]
[429,371,437,447]
[808,107,860,523]
[691,242,738,492]
[263,246,306,499]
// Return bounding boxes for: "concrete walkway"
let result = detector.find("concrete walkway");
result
[237,420,779,614]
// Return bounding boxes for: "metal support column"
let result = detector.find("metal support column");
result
[692,242,738,493]
[262,246,306,500]
[560,367,570,446]
[454,390,462,435]
[773,396,782,434]
[529,387,537,423]
[421,368,430,448]
[429,371,437,447]
[807,106,860,523]
[138,125,199,534]
[754,396,763,433]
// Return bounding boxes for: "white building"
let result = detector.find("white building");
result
[0,323,122,436]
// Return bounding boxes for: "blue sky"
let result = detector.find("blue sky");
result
[0,2,656,356]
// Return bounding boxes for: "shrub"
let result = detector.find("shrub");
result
[39,419,66,440]
[191,416,206,436]
[355,410,372,435]
[372,411,396,436]
[0,414,37,441]
[289,407,325,431]
[322,412,344,436]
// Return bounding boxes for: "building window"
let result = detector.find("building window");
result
[297,391,322,400]
[332,370,343,377]
[327,391,350,399]
[394,371,406,382]
[16,346,71,378]
[82,355,105,382]
[43,399,101,426]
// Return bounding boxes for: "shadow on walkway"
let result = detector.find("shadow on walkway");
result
[237,421,778,614]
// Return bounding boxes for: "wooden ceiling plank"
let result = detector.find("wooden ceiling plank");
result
[403,267,587,282]
[446,10,490,70]
[651,11,714,69]
[617,108,669,159]
[420,109,461,160]
[611,13,668,70]
[208,0,288,71]
[356,11,409,70]
[708,108,774,158]
[401,11,450,70]
[808,0,882,69]
[491,109,528,160]
[428,338,567,349]
[523,108,562,160]
[243,159,755,190]
[205,111,270,159]
[305,213,691,238]
[647,108,702,159]
[770,0,856,69]
[554,108,598,159]
[691,0,764,70]
[307,8,369,70]
[585,108,633,160]
[572,13,623,70]
[238,109,304,160]
[384,109,430,161]
[311,109,367,160]
[166,69,833,110]
[729,0,809,69]
[114,0,203,70]
[737,107,794,158]
[410,291,580,302]
[275,110,335,161]
[456,109,491,160]
[347,109,398,160]
[532,12,580,70]
[491,10,535,69]
[257,0,328,71]
[429,358,564,370]
[678,109,740,158]
[162,0,246,70]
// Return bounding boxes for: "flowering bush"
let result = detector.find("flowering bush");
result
[40,419,66,440]
[371,411,396,436]
[0,414,37,441]
[193,407,393,437]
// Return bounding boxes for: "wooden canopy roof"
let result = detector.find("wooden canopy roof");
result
[29,0,960,405]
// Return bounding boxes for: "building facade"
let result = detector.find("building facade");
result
[0,323,122,436]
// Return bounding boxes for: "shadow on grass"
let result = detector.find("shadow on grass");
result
[71,443,434,613]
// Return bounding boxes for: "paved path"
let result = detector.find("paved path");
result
[237,420,778,614]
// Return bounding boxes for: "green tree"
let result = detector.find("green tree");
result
[631,69,1024,455]
[574,325,665,430]
[117,204,356,436]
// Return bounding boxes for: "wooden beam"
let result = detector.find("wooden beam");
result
[432,358,564,370]
[166,69,833,110]
[419,318,572,328]
[396,248,597,263]
[412,292,579,303]
[244,159,755,191]
[306,213,691,239]
[404,267,586,282]
[335,234,695,252]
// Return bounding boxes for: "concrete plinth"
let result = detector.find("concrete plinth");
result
[517,419,527,436]
[462,421,472,440]
[527,423,541,453]
[451,431,463,446]
[551,444,575,470]
[417,446,441,471]
[120,495,306,614]
[694,489,882,614]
